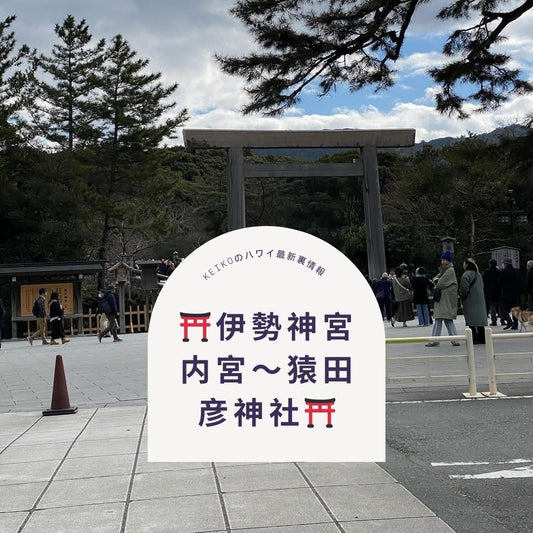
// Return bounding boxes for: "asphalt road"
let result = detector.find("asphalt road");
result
[381,396,533,533]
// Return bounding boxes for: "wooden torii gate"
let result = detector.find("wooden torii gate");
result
[183,129,415,279]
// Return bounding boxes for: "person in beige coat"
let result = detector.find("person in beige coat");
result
[426,251,460,347]
[391,267,414,327]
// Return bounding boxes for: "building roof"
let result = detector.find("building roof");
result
[0,261,106,278]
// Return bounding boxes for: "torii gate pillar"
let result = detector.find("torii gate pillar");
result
[361,144,387,281]
[228,146,246,230]
[183,129,415,279]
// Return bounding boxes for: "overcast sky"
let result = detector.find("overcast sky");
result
[3,0,533,144]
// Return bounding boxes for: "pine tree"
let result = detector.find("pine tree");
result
[33,15,105,150]
[0,15,34,149]
[0,15,39,261]
[86,34,189,265]
[217,0,533,118]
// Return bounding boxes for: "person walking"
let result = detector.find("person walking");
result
[526,259,533,310]
[98,286,122,342]
[482,259,501,326]
[49,291,70,345]
[426,251,460,347]
[499,257,520,330]
[96,288,110,337]
[391,266,414,327]
[459,258,487,344]
[27,288,50,345]
[374,272,393,322]
[412,267,433,326]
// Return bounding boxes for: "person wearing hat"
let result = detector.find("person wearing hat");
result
[499,257,520,330]
[426,251,460,346]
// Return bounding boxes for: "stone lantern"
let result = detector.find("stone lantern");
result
[441,236,456,255]
[108,261,136,334]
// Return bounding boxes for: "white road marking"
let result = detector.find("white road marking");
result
[387,395,533,405]
[449,465,533,479]
[432,459,533,467]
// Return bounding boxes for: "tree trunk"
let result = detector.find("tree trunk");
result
[97,213,111,289]
[469,212,475,257]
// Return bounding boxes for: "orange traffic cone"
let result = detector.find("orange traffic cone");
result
[42,355,78,416]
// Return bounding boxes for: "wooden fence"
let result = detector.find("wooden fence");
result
[24,305,153,337]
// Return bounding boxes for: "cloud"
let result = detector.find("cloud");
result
[3,0,532,149]
[177,91,533,146]
[395,51,446,78]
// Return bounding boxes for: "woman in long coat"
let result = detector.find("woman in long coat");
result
[391,267,414,327]
[49,292,70,345]
[426,251,460,346]
[460,258,487,344]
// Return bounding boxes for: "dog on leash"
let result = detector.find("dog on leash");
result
[511,307,533,332]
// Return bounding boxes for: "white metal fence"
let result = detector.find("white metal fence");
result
[386,326,533,398]
[484,327,533,397]
[386,328,480,398]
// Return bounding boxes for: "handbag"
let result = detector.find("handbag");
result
[394,276,413,299]
[433,288,442,302]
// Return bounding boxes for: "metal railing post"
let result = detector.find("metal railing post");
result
[484,326,500,396]
[464,327,480,397]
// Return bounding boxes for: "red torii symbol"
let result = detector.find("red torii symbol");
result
[304,398,335,428]
[180,312,210,342]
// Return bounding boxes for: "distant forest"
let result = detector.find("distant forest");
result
[2,131,532,274]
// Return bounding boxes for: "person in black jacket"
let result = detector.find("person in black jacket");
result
[499,257,521,330]
[412,267,434,326]
[374,272,393,322]
[98,286,122,342]
[49,291,70,345]
[482,259,501,326]
[96,289,110,337]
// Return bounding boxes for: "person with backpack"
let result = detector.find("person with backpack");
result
[27,288,50,346]
[97,286,122,343]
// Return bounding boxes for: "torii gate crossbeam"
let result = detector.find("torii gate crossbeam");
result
[183,129,415,279]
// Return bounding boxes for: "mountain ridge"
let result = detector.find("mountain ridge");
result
[251,124,530,160]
